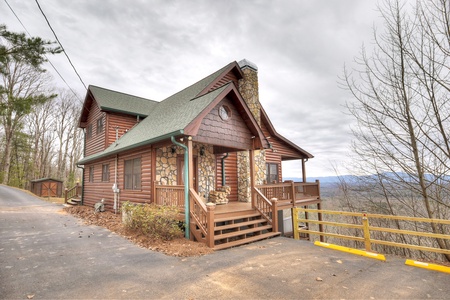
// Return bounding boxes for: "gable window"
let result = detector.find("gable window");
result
[266,163,279,184]
[96,117,104,134]
[102,164,110,182]
[86,124,93,139]
[89,166,94,182]
[124,158,141,190]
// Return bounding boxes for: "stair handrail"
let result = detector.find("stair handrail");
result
[253,187,278,232]
[189,188,215,247]
[64,183,81,204]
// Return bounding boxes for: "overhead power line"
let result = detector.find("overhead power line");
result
[34,0,88,91]
[3,0,84,102]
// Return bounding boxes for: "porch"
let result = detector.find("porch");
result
[154,180,321,249]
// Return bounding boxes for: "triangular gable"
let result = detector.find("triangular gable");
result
[184,83,268,150]
[196,61,243,97]
[261,107,313,159]
[79,85,157,128]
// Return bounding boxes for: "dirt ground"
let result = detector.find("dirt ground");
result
[63,205,214,257]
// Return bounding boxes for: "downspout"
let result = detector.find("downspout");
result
[113,154,119,214]
[221,153,229,186]
[171,136,190,239]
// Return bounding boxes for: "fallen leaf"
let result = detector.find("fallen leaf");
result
[336,260,343,264]
[27,295,34,299]
[316,277,323,281]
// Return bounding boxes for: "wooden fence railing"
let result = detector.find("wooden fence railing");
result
[293,208,450,256]
[154,184,184,207]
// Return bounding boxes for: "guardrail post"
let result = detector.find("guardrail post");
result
[362,211,371,251]
[292,207,299,240]
[271,198,279,232]
[206,203,216,248]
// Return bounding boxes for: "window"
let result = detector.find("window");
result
[219,105,231,121]
[102,164,110,182]
[96,117,104,134]
[89,166,94,182]
[124,158,141,190]
[266,163,279,183]
[86,124,93,139]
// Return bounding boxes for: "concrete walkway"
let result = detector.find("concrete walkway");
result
[1,185,448,299]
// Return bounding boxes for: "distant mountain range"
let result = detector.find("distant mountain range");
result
[284,172,450,186]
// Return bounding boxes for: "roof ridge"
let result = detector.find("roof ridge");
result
[89,85,157,103]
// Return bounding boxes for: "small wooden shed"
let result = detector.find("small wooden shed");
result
[30,178,64,198]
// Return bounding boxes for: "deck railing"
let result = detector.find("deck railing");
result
[253,187,278,232]
[256,180,321,208]
[189,188,215,247]
[64,183,81,204]
[154,184,184,207]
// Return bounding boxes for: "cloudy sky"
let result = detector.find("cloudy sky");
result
[2,0,383,178]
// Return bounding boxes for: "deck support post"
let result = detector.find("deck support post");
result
[271,198,279,232]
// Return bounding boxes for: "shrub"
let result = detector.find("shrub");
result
[122,202,184,241]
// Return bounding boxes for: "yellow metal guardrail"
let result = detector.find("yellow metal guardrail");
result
[292,208,450,256]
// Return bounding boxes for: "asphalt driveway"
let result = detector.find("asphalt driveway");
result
[1,184,448,299]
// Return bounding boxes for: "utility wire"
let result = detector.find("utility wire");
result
[34,0,88,91]
[3,0,84,103]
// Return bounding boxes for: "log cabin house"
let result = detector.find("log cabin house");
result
[77,59,322,249]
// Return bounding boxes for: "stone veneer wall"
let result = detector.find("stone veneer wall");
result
[155,143,215,201]
[237,150,266,202]
[237,61,266,202]
[239,66,261,126]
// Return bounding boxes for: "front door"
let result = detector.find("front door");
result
[177,156,198,191]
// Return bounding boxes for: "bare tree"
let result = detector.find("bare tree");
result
[0,60,55,184]
[341,0,450,261]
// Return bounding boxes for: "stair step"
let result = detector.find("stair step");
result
[67,200,79,205]
[214,212,261,223]
[71,198,81,202]
[214,232,280,250]
[214,218,267,231]
[214,224,272,240]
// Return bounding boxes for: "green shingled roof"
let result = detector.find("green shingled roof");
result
[78,63,235,164]
[89,85,158,117]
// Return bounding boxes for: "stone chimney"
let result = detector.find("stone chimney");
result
[238,59,261,126]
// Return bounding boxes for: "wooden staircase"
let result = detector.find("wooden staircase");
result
[66,196,82,206]
[213,209,280,250]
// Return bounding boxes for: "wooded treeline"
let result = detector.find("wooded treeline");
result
[337,0,450,262]
[0,25,83,190]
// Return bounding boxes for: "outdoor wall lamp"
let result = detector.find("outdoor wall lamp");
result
[200,146,205,156]
[171,145,176,154]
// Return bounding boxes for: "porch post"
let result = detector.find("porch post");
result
[151,147,156,202]
[250,149,256,208]
[302,158,307,182]
[187,138,194,189]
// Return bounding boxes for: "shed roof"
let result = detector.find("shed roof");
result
[30,178,63,183]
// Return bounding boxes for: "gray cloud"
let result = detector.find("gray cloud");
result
[2,0,381,177]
